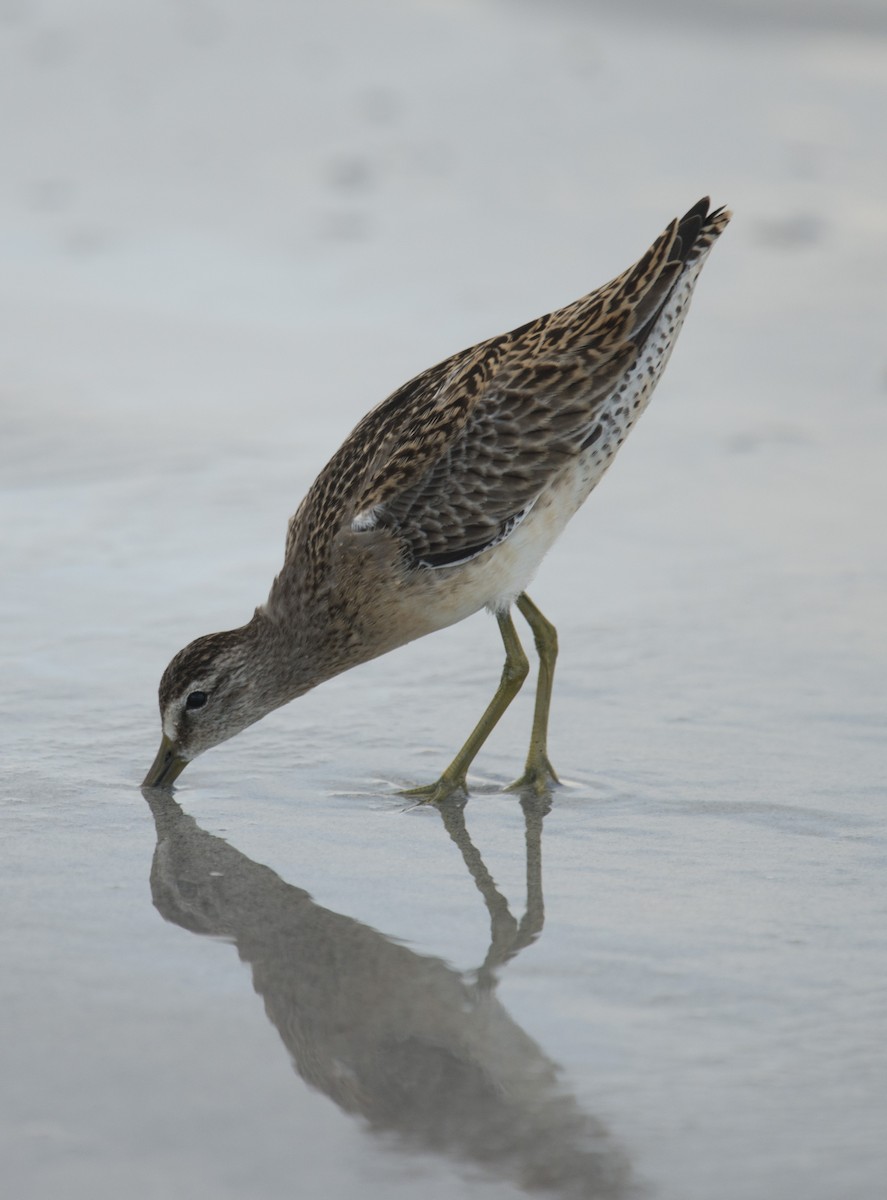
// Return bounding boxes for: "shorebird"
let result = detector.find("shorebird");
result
[144,197,730,799]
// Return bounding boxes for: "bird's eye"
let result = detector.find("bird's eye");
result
[185,691,208,710]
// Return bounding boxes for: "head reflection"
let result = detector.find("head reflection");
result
[143,789,628,1198]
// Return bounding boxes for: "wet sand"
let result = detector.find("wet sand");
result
[2,3,886,1197]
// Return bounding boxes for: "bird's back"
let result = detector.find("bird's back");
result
[287,199,728,570]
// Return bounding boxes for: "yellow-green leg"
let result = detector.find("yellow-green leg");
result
[403,609,529,805]
[506,592,560,795]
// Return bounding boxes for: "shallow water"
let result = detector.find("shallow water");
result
[2,3,887,1198]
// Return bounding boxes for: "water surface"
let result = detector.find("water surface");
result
[2,3,886,1198]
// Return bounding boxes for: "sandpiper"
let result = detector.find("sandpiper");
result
[145,197,730,800]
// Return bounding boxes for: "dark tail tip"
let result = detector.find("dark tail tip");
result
[673,197,731,263]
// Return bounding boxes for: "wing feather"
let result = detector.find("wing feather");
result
[292,200,728,576]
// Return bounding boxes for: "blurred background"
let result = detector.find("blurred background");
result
[1,0,885,467]
[2,3,885,1200]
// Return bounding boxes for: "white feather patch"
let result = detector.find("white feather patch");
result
[351,505,381,533]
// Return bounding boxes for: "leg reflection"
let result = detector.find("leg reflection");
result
[437,794,549,989]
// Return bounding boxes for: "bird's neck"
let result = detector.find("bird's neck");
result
[248,593,359,709]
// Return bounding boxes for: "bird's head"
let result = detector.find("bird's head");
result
[143,613,284,788]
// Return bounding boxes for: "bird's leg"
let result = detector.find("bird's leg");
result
[403,609,529,805]
[506,592,560,795]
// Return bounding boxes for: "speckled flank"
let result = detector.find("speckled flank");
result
[150,199,729,775]
[280,200,728,598]
[268,198,729,646]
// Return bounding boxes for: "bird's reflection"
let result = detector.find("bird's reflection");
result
[143,788,629,1198]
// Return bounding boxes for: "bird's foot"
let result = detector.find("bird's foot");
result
[505,755,559,797]
[401,773,469,806]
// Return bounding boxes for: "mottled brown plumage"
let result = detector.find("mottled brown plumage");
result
[145,198,730,796]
